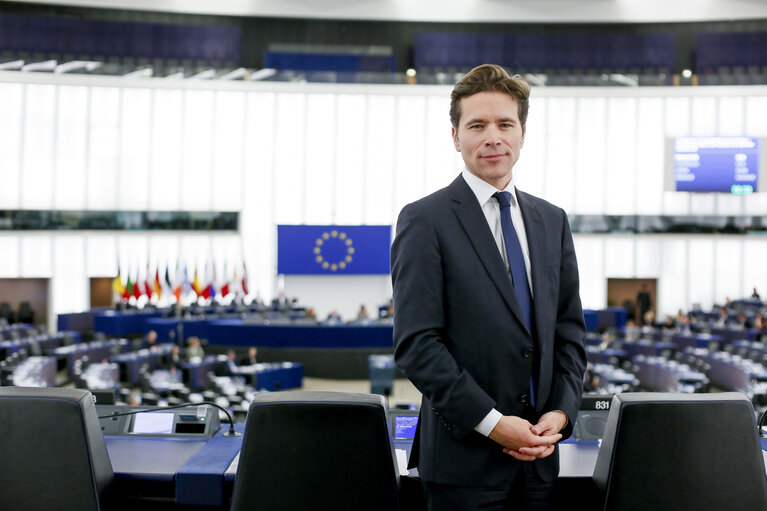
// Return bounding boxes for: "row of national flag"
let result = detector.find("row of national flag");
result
[112,261,249,303]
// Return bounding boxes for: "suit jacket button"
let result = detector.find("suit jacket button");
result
[519,394,529,405]
[523,347,534,358]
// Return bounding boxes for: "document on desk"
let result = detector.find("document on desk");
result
[395,449,409,475]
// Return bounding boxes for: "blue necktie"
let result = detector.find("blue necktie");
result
[493,191,535,406]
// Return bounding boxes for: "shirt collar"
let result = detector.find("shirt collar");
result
[461,168,518,208]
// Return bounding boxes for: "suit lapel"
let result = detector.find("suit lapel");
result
[449,176,529,331]
[517,190,547,341]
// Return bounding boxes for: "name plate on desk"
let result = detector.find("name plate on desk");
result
[97,404,221,438]
[579,394,614,411]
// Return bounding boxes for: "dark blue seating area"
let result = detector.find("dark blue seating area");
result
[414,32,675,72]
[0,12,241,64]
[265,52,395,72]
[697,31,767,72]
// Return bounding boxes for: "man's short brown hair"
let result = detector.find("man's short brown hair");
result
[449,64,531,129]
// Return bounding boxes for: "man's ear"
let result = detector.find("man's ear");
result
[452,126,461,152]
[520,125,525,148]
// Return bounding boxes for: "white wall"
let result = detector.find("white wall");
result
[1,71,767,325]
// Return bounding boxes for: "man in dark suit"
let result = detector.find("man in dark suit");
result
[391,64,587,511]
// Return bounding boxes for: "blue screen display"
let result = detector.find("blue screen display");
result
[674,137,759,193]
[394,415,419,440]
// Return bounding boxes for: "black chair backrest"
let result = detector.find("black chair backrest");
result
[0,387,114,511]
[231,390,400,511]
[593,392,767,511]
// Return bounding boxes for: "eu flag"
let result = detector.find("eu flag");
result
[278,225,391,275]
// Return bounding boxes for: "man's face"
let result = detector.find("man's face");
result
[452,91,525,190]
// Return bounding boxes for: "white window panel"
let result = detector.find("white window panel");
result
[547,97,576,135]
[303,94,336,224]
[180,235,211,279]
[273,93,306,225]
[635,97,664,215]
[242,92,276,300]
[544,98,575,210]
[658,238,687,316]
[514,97,546,200]
[689,193,716,215]
[212,91,245,212]
[665,97,690,136]
[54,86,88,210]
[573,236,605,310]
[688,238,714,311]
[334,94,366,224]
[604,237,634,277]
[20,236,52,277]
[117,235,149,283]
[743,240,767,300]
[364,95,396,225]
[718,97,744,136]
[605,97,637,214]
[745,97,767,135]
[663,97,691,214]
[87,87,120,210]
[744,192,767,215]
[21,84,56,209]
[181,90,214,211]
[0,236,20,277]
[150,89,183,211]
[634,237,662,278]
[716,194,743,216]
[573,98,606,214]
[393,95,426,214]
[119,88,151,210]
[691,97,717,136]
[544,133,575,211]
[53,236,87,314]
[714,239,743,305]
[0,83,23,209]
[424,95,457,195]
[86,235,117,277]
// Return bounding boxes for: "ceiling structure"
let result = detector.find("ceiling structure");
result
[8,0,767,23]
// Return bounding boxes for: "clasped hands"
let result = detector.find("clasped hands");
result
[487,411,567,461]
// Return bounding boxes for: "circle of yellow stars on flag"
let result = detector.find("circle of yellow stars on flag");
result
[314,230,354,272]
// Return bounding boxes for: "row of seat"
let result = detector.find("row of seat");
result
[1,387,765,510]
[0,302,34,325]
[0,12,241,63]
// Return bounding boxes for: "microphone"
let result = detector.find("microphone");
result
[98,400,241,437]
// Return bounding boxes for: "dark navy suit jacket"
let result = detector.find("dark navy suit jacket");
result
[391,174,587,485]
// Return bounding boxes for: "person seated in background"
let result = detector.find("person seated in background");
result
[754,314,767,342]
[733,313,751,329]
[224,349,239,374]
[325,309,342,324]
[356,304,369,320]
[144,330,158,351]
[158,344,183,371]
[185,337,205,362]
[623,319,640,341]
[752,288,761,300]
[675,315,692,334]
[240,346,258,366]
[305,307,317,319]
[714,307,730,328]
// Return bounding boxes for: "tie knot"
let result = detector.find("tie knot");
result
[493,191,512,209]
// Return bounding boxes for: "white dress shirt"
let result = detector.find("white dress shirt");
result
[461,169,533,437]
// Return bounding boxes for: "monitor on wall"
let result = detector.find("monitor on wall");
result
[664,136,767,194]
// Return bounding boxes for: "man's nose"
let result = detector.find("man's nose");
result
[485,129,502,145]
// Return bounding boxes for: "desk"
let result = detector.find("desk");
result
[106,428,243,506]
[94,310,166,336]
[230,362,304,391]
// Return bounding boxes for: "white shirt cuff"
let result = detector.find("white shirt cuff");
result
[474,408,503,436]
